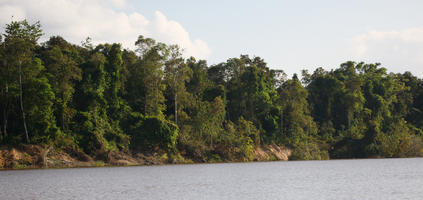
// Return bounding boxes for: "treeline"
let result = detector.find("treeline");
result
[0,20,422,161]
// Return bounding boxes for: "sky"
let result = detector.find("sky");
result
[1,0,423,77]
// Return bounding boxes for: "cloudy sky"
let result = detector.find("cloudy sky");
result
[1,0,423,76]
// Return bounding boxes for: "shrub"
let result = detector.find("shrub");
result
[131,116,178,153]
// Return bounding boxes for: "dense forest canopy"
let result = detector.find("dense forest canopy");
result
[1,20,422,161]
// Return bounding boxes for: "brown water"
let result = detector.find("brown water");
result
[1,158,422,199]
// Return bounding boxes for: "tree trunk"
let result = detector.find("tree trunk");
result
[0,99,4,142]
[62,106,65,131]
[155,78,158,115]
[41,146,51,168]
[175,91,178,125]
[61,92,66,131]
[1,81,7,142]
[174,74,178,125]
[144,91,147,115]
[0,119,2,142]
[3,102,7,141]
[3,67,9,141]
[19,61,30,143]
[280,109,283,135]
[143,66,147,115]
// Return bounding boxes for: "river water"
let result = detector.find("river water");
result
[1,158,422,200]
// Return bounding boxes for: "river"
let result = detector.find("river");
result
[1,158,422,199]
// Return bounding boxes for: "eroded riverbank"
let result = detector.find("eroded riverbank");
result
[0,144,292,169]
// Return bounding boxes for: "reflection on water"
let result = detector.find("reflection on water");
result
[1,158,422,200]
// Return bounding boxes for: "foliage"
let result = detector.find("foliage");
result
[131,116,178,153]
[1,20,423,162]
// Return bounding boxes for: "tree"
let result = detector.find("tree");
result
[2,19,423,161]
[0,33,6,142]
[305,67,340,138]
[278,75,326,159]
[225,56,278,142]
[98,43,129,121]
[357,63,412,157]
[2,20,42,143]
[131,35,168,117]
[278,75,317,141]
[187,57,210,98]
[40,36,82,132]
[164,45,192,126]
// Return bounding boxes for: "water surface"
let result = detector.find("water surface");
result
[1,158,422,199]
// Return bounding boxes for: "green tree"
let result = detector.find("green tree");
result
[128,36,168,117]
[40,36,82,132]
[278,75,317,142]
[98,43,129,121]
[2,20,42,142]
[1,20,61,144]
[164,45,192,126]
[224,56,279,142]
[74,47,129,154]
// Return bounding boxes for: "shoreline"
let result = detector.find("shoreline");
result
[2,157,422,171]
[0,144,292,170]
[2,144,421,171]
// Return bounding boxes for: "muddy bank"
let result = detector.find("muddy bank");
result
[0,144,292,169]
[254,145,292,161]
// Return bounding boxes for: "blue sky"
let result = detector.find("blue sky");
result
[1,0,423,76]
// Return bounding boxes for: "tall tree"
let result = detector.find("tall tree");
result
[134,36,168,117]
[164,45,192,125]
[2,20,42,143]
[225,56,278,142]
[74,47,128,154]
[0,34,4,142]
[278,75,318,142]
[99,43,128,120]
[41,36,82,132]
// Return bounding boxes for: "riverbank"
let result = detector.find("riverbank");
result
[0,144,292,169]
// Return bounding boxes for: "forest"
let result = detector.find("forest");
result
[1,20,423,165]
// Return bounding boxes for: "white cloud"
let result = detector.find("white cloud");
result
[106,0,128,10]
[0,5,25,23]
[0,0,211,59]
[351,28,423,75]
